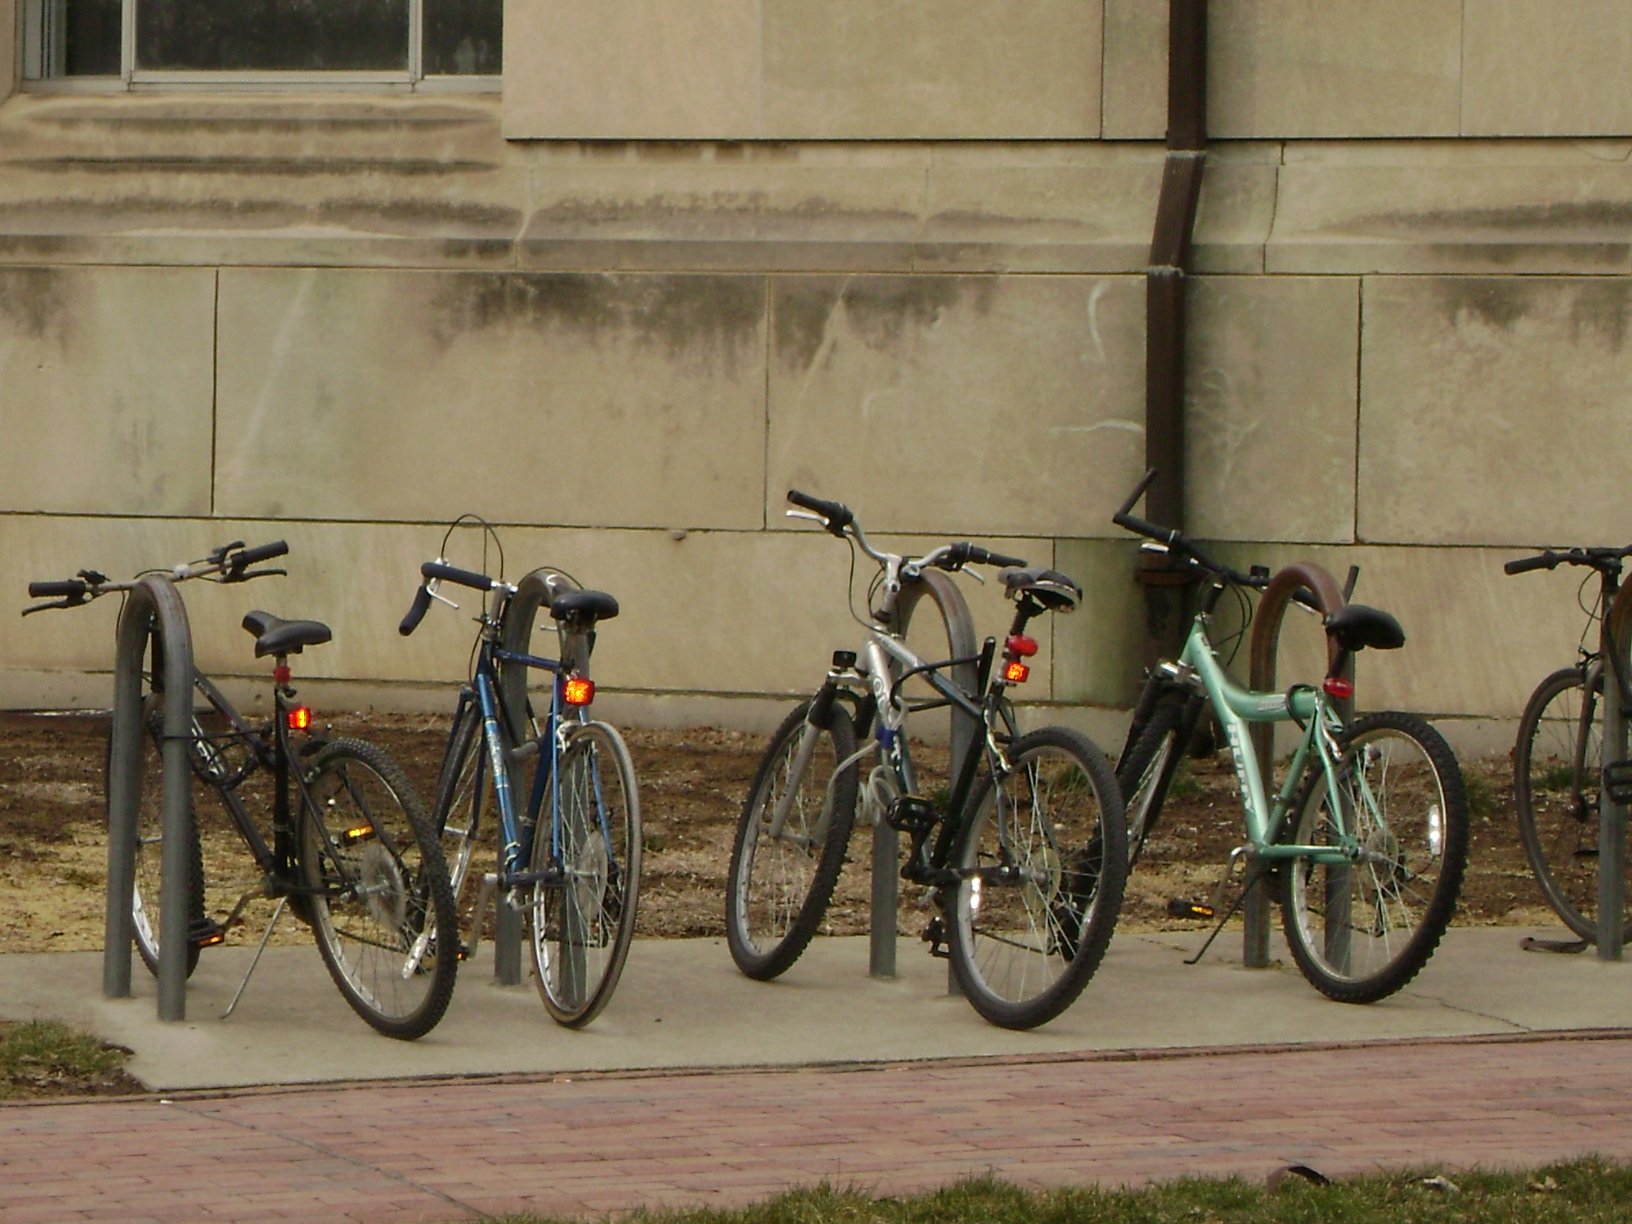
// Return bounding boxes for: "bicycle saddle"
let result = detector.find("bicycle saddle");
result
[997,567,1082,613]
[550,590,619,622]
[1323,604,1404,653]
[242,610,333,658]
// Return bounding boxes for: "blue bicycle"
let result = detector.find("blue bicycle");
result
[400,521,640,1027]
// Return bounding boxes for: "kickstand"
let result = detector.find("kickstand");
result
[1520,934,1591,955]
[1184,863,1270,966]
[221,897,287,1019]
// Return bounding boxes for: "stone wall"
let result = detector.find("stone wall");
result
[4,4,1632,750]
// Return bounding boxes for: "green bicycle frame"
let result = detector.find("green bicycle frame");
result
[1180,616,1360,866]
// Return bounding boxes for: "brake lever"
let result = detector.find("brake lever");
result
[785,509,825,526]
[426,578,459,611]
[229,567,287,583]
[22,598,81,617]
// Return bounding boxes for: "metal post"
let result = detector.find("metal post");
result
[869,823,897,978]
[106,575,195,1020]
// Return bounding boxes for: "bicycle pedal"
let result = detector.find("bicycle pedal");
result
[886,794,938,835]
[1166,898,1215,921]
[1604,760,1632,804]
[190,917,227,948]
[921,915,950,959]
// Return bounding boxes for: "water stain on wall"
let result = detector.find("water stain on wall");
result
[1434,278,1536,332]
[774,275,997,370]
[428,272,765,371]
[0,268,67,342]
[1366,201,1632,236]
[1434,277,1632,350]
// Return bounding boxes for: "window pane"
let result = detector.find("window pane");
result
[424,0,500,74]
[136,0,410,71]
[65,0,122,75]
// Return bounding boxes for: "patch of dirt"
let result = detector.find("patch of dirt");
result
[0,710,1561,960]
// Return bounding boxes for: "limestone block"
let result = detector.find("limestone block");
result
[0,0,16,102]
[767,274,1147,540]
[213,268,768,530]
[0,266,213,515]
[1210,0,1462,138]
[501,0,761,139]
[1359,277,1632,547]
[1464,0,1632,137]
[1191,154,1280,274]
[1270,142,1632,275]
[762,0,1100,139]
[1186,276,1359,544]
[1102,0,1167,140]
[1051,538,1146,708]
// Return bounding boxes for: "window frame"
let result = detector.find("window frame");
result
[19,0,500,91]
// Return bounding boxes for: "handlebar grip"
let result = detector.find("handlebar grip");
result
[399,585,433,636]
[786,489,854,536]
[28,579,86,599]
[1115,468,1160,518]
[1504,553,1556,576]
[423,561,493,590]
[967,545,1029,569]
[235,540,289,567]
[1113,512,1179,546]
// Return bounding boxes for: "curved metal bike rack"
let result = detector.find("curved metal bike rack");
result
[105,575,195,1020]
[870,569,980,981]
[1243,562,1349,969]
[1595,586,1632,960]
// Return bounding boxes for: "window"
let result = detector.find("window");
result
[22,0,501,86]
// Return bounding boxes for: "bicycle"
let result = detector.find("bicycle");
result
[1110,470,1469,1003]
[725,490,1127,1031]
[25,541,459,1039]
[398,520,640,1027]
[1504,544,1632,945]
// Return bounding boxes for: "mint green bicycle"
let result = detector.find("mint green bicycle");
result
[1111,472,1469,1003]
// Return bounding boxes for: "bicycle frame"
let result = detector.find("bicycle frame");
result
[1173,615,1365,867]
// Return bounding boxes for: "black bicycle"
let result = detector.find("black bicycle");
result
[725,491,1126,1030]
[1505,545,1632,944]
[25,541,459,1040]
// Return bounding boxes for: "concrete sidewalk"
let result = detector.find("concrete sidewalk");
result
[1,925,1629,1090]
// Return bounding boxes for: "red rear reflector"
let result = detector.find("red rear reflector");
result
[564,677,595,706]
[1323,677,1354,700]
[1003,661,1030,684]
[1005,634,1039,658]
[287,705,313,731]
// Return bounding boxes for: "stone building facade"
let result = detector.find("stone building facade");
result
[2,2,1630,749]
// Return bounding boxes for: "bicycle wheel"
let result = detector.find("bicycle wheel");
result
[1114,691,1188,867]
[528,720,642,1027]
[1281,711,1468,1003]
[301,738,458,1040]
[725,698,860,980]
[113,695,207,978]
[946,726,1127,1030]
[1513,666,1627,940]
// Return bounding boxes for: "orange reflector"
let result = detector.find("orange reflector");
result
[564,676,595,706]
[342,825,375,845]
[287,705,313,731]
[1004,661,1030,684]
[1323,676,1354,700]
[1005,634,1039,658]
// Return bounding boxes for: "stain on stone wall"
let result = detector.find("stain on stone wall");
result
[1433,278,1535,332]
[1433,276,1632,351]
[774,275,997,370]
[0,268,66,342]
[428,272,765,371]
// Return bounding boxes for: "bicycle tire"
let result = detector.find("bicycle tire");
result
[946,726,1127,1029]
[1514,665,1629,940]
[1281,711,1468,1003]
[301,738,459,1040]
[1113,691,1189,867]
[529,720,642,1027]
[725,698,860,980]
[112,694,206,979]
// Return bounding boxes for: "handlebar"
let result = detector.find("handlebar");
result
[1503,545,1632,577]
[398,559,510,637]
[786,489,853,537]
[932,541,1029,572]
[422,560,495,591]
[785,489,1027,574]
[24,541,286,616]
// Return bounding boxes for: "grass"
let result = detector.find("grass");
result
[486,1162,1632,1224]
[0,1019,138,1100]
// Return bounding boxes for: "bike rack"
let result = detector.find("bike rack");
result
[105,574,196,1021]
[873,568,980,990]
[1244,562,1351,970]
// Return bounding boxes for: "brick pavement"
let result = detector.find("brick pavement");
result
[4,1032,1632,1223]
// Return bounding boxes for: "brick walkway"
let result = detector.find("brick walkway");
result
[4,1033,1632,1223]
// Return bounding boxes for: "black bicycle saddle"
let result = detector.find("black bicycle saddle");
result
[997,566,1082,613]
[550,590,619,622]
[1323,604,1404,653]
[242,610,333,658]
